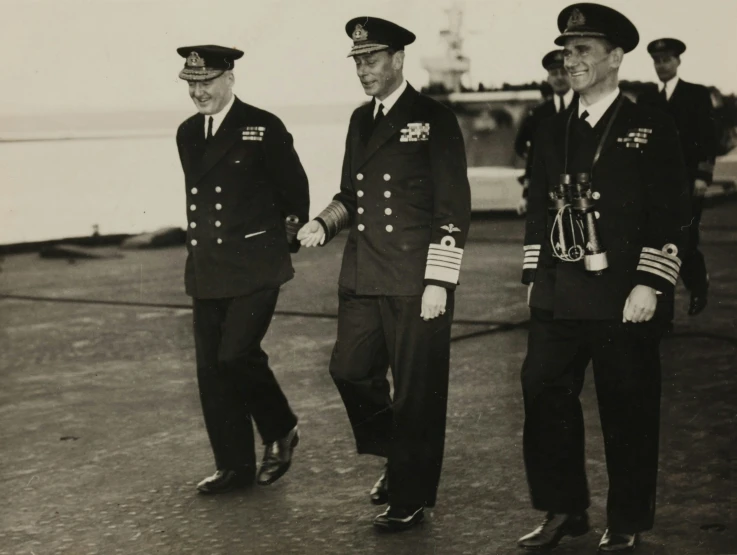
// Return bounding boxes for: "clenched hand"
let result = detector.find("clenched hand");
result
[622,284,658,323]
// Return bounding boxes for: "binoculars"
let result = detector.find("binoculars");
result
[548,172,608,273]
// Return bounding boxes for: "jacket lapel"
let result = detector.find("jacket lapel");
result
[668,79,685,106]
[179,114,205,176]
[356,84,419,169]
[594,94,632,161]
[191,97,244,184]
[351,102,373,172]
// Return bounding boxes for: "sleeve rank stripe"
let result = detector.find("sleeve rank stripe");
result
[637,264,678,286]
[428,254,463,266]
[427,250,462,261]
[640,252,681,272]
[425,265,460,284]
[523,262,539,270]
[428,261,462,271]
[428,244,464,256]
[642,247,681,264]
[523,244,541,251]
[637,260,679,281]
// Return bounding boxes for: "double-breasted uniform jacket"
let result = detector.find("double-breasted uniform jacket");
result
[176,97,310,299]
[317,84,472,295]
[522,95,692,321]
[638,79,717,187]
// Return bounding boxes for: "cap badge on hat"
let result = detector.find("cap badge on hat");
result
[655,39,666,49]
[352,24,368,42]
[187,52,205,68]
[568,8,586,28]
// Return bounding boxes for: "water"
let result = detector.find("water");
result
[0,123,346,244]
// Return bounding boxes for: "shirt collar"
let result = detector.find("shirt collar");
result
[658,75,679,99]
[374,79,408,117]
[578,87,620,127]
[555,88,575,111]
[205,93,236,137]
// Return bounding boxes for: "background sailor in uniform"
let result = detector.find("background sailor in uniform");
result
[638,38,717,316]
[298,17,471,532]
[516,5,691,551]
[175,44,310,494]
[514,49,575,215]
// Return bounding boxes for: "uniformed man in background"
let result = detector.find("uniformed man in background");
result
[175,45,309,494]
[298,17,471,532]
[514,50,575,215]
[517,4,691,551]
[638,38,717,315]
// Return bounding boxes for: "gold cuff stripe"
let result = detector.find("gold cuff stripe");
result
[640,252,680,273]
[637,264,678,286]
[425,265,460,284]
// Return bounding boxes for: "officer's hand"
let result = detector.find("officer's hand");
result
[623,285,658,323]
[527,283,533,306]
[694,178,709,197]
[421,285,447,321]
[517,197,528,216]
[297,220,325,248]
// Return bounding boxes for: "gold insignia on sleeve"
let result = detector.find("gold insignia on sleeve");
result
[441,224,461,234]
[352,24,368,41]
[663,243,678,256]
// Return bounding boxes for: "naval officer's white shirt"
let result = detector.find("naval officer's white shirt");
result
[373,79,408,118]
[658,75,680,101]
[204,93,236,138]
[554,88,575,113]
[578,86,620,128]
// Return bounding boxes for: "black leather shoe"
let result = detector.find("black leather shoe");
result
[517,512,589,549]
[373,505,424,532]
[370,465,388,505]
[256,426,299,485]
[598,529,637,552]
[196,469,253,494]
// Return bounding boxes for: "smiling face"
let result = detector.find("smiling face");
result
[563,37,623,102]
[353,49,404,100]
[187,71,234,115]
[651,52,680,83]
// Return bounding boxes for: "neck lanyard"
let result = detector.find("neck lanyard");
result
[564,95,624,177]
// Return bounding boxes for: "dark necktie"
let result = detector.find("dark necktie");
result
[206,116,214,141]
[373,103,385,131]
[660,87,668,103]
[557,94,565,113]
[580,110,590,127]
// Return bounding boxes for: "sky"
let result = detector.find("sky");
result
[2,0,736,115]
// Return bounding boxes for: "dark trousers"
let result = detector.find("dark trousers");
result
[680,195,708,295]
[329,288,455,508]
[193,288,297,474]
[521,308,663,532]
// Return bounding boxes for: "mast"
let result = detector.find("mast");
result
[421,3,471,93]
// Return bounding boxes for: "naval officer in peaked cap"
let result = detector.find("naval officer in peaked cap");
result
[514,49,576,214]
[175,44,310,494]
[298,16,471,532]
[517,3,691,551]
[638,38,717,316]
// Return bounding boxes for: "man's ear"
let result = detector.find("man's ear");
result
[392,50,405,71]
[610,47,624,69]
